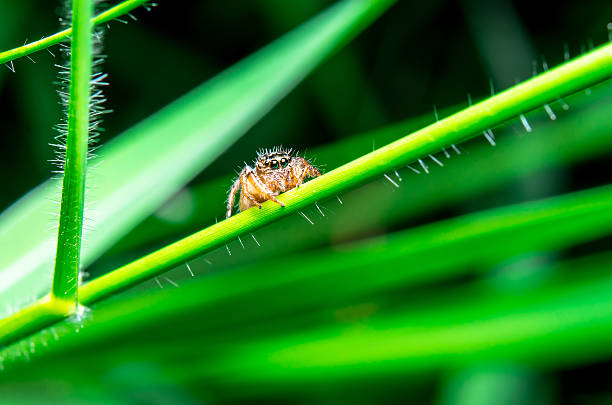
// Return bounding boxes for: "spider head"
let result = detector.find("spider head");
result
[255,147,293,173]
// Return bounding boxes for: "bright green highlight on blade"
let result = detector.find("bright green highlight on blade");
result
[0,0,149,65]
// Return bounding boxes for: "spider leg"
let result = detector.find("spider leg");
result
[239,167,263,211]
[246,168,285,208]
[226,170,243,218]
[293,157,321,187]
[242,192,263,209]
[308,163,322,178]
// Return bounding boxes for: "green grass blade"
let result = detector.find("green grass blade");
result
[109,82,612,258]
[4,259,611,398]
[210,268,612,388]
[52,0,93,306]
[78,43,612,303]
[0,0,395,317]
[5,182,610,348]
[2,185,612,372]
[0,0,149,65]
[79,182,612,305]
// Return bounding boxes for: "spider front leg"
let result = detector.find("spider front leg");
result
[242,187,264,210]
[292,157,321,187]
[226,172,243,218]
[264,192,285,208]
[246,169,285,208]
[238,167,284,211]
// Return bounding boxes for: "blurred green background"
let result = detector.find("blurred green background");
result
[1,0,612,403]
[3,0,610,213]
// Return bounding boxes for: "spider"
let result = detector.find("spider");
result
[226,147,321,218]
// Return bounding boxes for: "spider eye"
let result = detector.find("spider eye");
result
[270,160,279,169]
[281,158,288,167]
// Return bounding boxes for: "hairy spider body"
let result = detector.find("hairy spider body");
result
[226,147,321,218]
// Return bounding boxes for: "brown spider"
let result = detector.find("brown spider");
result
[226,147,321,218]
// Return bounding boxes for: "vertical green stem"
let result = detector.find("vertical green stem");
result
[52,0,93,306]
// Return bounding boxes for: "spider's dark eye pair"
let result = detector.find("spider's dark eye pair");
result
[269,158,289,169]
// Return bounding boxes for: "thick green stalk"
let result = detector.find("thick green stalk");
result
[0,297,73,347]
[0,0,148,65]
[80,42,612,304]
[52,0,93,306]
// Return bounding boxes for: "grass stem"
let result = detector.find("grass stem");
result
[51,0,94,306]
[0,0,149,65]
[80,41,612,304]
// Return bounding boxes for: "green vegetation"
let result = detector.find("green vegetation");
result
[0,0,611,403]
[52,0,93,307]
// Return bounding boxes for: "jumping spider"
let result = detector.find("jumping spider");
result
[226,147,321,218]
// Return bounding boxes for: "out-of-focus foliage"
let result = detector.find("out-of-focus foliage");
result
[0,0,393,318]
[1,0,612,404]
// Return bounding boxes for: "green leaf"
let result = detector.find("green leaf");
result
[2,184,612,381]
[0,0,395,317]
[109,81,612,259]
[75,43,612,305]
